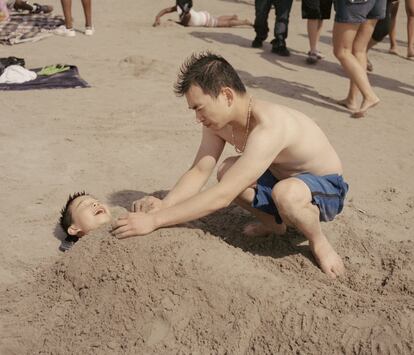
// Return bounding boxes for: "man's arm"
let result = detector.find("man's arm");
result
[162,126,225,207]
[132,127,225,213]
[113,126,286,238]
[153,6,176,26]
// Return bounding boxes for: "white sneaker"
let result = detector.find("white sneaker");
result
[84,26,95,36]
[54,25,76,37]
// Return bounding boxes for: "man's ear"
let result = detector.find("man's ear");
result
[221,87,234,107]
[68,224,82,236]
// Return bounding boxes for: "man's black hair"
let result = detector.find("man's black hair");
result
[174,51,246,97]
[59,191,88,235]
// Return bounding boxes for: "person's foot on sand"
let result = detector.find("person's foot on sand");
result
[351,97,380,118]
[388,47,398,55]
[407,52,414,61]
[243,221,286,237]
[336,98,358,111]
[309,237,345,278]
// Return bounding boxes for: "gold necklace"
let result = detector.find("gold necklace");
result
[232,96,252,154]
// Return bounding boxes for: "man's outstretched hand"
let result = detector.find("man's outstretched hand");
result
[112,212,156,239]
[132,196,164,213]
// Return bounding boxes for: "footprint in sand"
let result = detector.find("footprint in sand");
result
[119,55,169,78]
[146,317,171,346]
[340,317,409,355]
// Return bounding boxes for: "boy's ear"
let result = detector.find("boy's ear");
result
[67,224,81,236]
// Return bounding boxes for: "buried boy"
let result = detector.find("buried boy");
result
[59,192,113,251]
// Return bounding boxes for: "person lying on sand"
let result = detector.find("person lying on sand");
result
[112,52,349,279]
[153,0,252,28]
[59,192,114,251]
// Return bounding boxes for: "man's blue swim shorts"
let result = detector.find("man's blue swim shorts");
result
[252,170,349,224]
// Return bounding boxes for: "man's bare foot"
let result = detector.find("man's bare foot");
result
[336,98,358,111]
[309,238,345,278]
[388,47,398,55]
[407,54,414,61]
[243,222,286,237]
[351,97,380,118]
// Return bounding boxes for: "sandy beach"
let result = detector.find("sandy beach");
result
[0,0,413,353]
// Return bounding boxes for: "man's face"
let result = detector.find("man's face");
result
[185,85,230,130]
[68,195,112,236]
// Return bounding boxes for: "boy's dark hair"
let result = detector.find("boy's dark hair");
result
[176,0,192,12]
[174,52,246,97]
[59,191,88,235]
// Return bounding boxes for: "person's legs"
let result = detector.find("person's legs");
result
[405,0,414,57]
[333,21,380,116]
[389,0,399,53]
[272,178,345,278]
[80,0,92,28]
[308,19,323,53]
[252,0,273,46]
[217,14,238,21]
[60,0,72,28]
[272,0,293,55]
[216,16,252,27]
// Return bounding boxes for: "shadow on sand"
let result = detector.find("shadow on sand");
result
[108,189,314,266]
[191,31,414,98]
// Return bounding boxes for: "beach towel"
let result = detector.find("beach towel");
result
[0,11,63,45]
[0,65,89,90]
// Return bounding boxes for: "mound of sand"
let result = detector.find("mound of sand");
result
[1,207,413,354]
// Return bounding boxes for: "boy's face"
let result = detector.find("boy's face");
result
[186,84,231,130]
[68,195,112,237]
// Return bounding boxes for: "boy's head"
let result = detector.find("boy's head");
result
[59,192,112,240]
[176,0,192,13]
[174,51,246,98]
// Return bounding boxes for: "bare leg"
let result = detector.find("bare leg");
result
[216,17,252,27]
[406,0,414,57]
[60,0,73,28]
[349,19,379,117]
[272,178,345,278]
[81,0,92,27]
[333,21,380,117]
[217,14,238,21]
[389,0,399,54]
[307,19,323,54]
[217,157,286,237]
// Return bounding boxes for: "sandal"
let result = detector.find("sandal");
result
[38,64,70,76]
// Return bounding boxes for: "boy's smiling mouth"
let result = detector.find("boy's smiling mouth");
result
[94,208,105,215]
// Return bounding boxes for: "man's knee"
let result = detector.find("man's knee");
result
[272,178,311,215]
[217,156,238,182]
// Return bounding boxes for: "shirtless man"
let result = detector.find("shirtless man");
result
[112,52,349,278]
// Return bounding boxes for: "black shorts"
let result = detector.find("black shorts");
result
[302,0,334,19]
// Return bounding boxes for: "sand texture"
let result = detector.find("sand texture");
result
[0,0,413,354]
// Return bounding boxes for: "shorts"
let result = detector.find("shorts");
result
[302,0,333,19]
[252,170,349,224]
[334,0,387,23]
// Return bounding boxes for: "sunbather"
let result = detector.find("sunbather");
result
[153,0,252,28]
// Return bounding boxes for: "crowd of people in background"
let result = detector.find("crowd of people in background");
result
[1,0,413,117]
